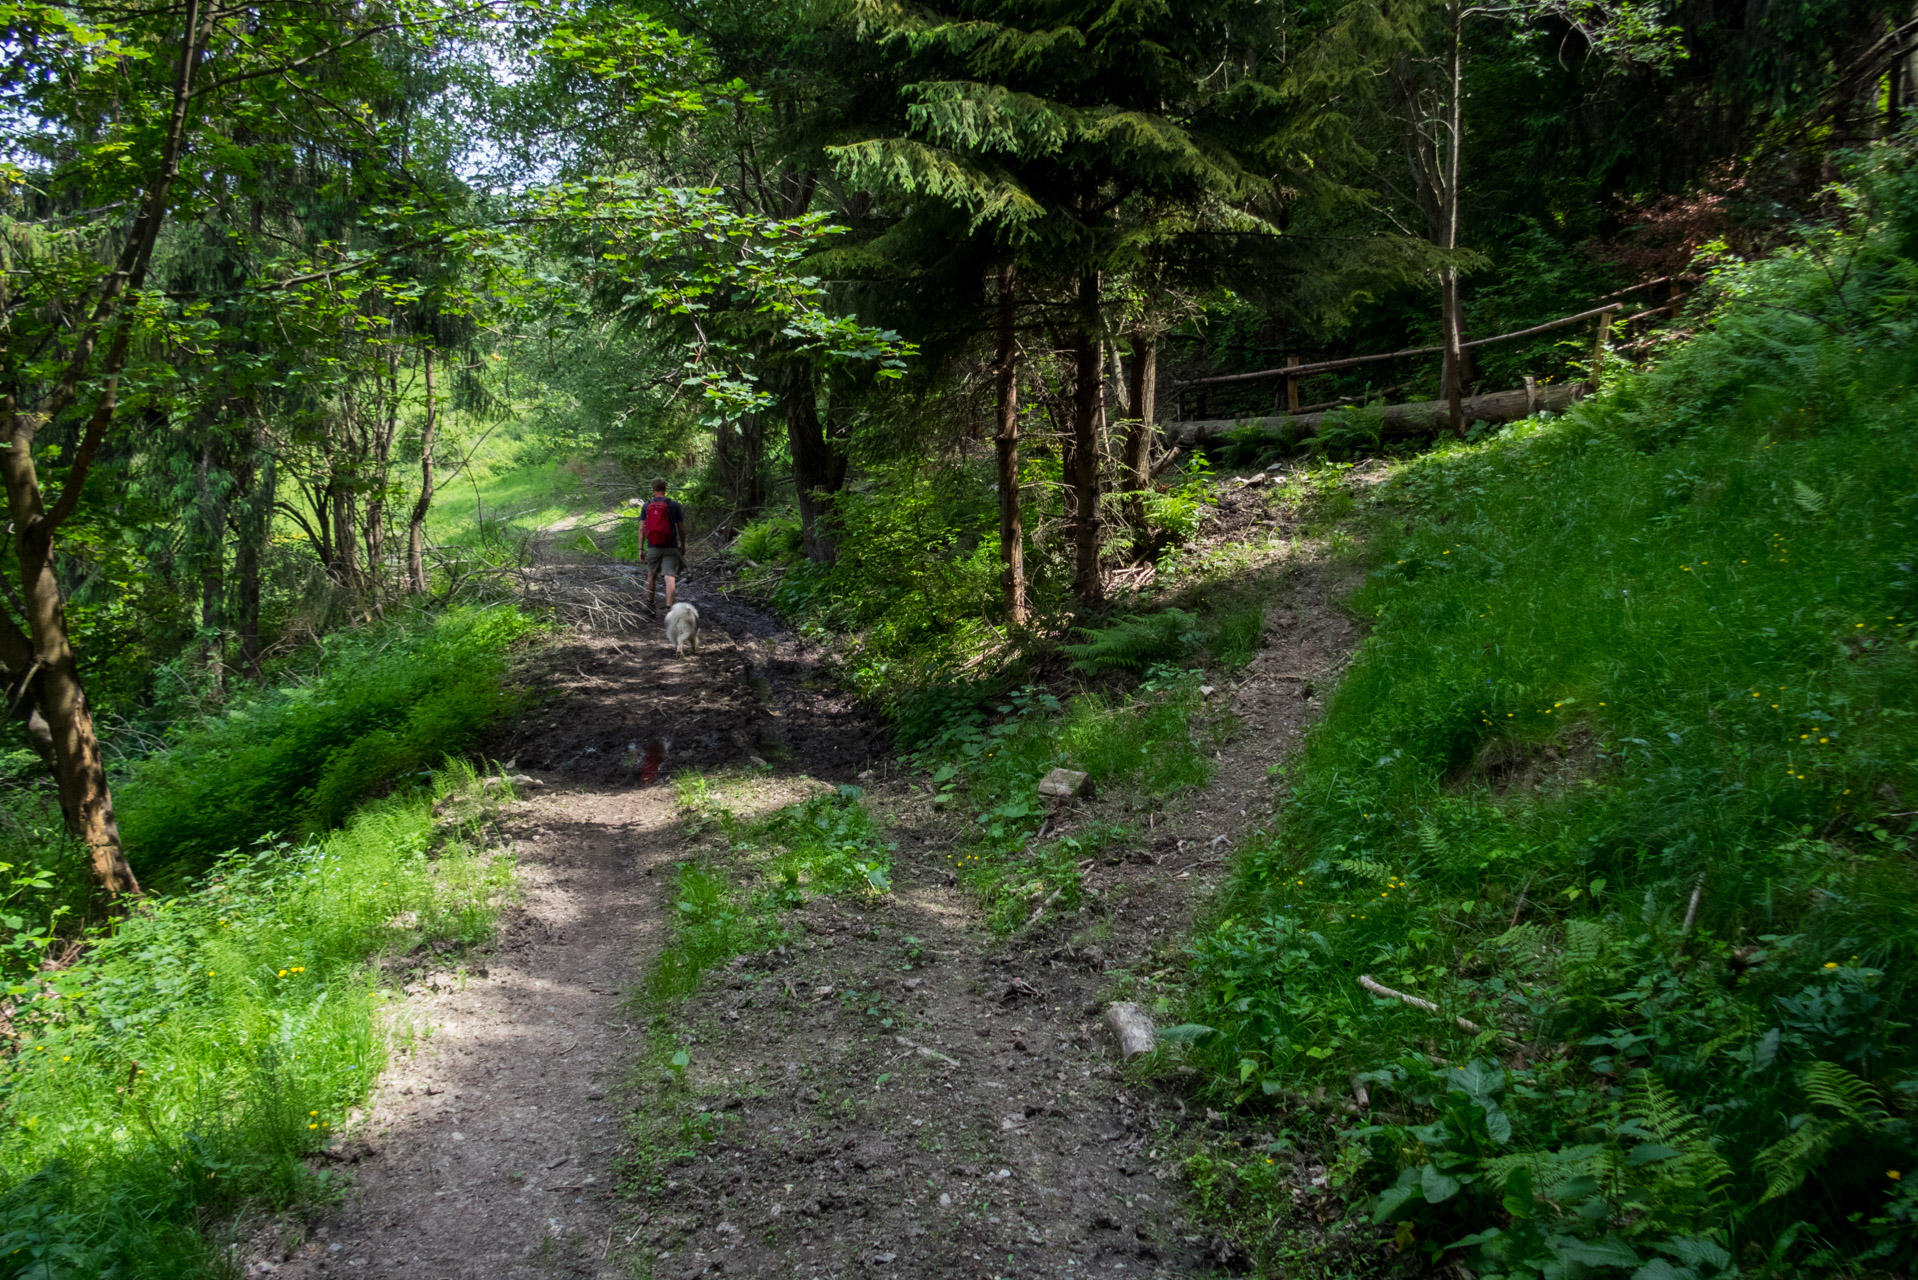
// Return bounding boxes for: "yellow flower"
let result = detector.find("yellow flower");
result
[309,1123,318,1131]
[1892,1170,1903,1181]
[278,970,288,978]
[1825,962,1840,969]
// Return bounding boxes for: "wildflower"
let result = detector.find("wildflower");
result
[1825,962,1840,969]
[309,1123,318,1131]
[1891,1170,1903,1181]
[278,970,288,978]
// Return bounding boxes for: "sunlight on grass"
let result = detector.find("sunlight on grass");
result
[0,762,515,1275]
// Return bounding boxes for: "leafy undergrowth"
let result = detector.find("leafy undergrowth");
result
[117,606,536,889]
[643,777,895,1005]
[0,761,515,1279]
[1179,159,1918,1278]
[904,670,1215,935]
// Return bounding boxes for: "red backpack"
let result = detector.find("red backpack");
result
[643,498,674,547]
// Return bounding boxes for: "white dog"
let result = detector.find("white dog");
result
[664,602,700,657]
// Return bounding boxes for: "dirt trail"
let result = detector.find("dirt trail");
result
[246,493,1358,1280]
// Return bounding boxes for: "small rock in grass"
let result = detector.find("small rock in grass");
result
[1037,768,1091,800]
[1104,1002,1157,1060]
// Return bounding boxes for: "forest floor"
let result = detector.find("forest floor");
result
[242,474,1362,1280]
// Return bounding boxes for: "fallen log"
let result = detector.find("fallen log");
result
[1165,380,1583,446]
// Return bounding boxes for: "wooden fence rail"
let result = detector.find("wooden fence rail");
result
[1169,270,1687,434]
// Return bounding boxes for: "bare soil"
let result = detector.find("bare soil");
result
[243,494,1360,1280]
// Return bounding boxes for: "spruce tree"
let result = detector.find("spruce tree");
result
[829,0,1315,606]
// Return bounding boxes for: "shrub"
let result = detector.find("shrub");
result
[733,515,805,566]
[1060,610,1200,675]
[116,606,535,886]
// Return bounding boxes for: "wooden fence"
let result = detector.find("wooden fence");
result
[1170,276,1686,420]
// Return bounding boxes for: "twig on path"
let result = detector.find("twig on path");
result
[1025,885,1065,929]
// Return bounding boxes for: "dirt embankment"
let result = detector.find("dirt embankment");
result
[244,499,1359,1280]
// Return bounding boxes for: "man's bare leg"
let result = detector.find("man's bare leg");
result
[645,567,658,613]
[664,573,677,610]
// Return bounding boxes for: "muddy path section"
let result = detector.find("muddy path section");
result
[248,539,879,1280]
[618,556,1361,1280]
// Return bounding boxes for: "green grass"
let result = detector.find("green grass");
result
[907,672,1214,933]
[643,779,895,1005]
[116,606,536,887]
[0,761,514,1278]
[1179,162,1918,1277]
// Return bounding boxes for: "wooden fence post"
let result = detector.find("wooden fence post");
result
[1588,306,1618,392]
[1285,356,1300,413]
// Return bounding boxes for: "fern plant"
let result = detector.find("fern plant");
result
[1756,1061,1888,1203]
[1060,609,1199,675]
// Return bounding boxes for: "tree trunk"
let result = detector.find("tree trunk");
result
[408,348,437,593]
[713,415,765,533]
[784,362,845,564]
[1440,2,1467,437]
[363,356,400,607]
[1121,330,1157,544]
[993,263,1027,627]
[234,486,264,678]
[196,443,226,698]
[0,419,139,896]
[0,0,208,896]
[331,479,359,594]
[1069,275,1105,607]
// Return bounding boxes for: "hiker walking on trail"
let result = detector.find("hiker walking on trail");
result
[637,478,686,613]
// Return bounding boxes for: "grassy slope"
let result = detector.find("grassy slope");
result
[0,764,515,1278]
[1183,195,1918,1274]
[0,605,537,1276]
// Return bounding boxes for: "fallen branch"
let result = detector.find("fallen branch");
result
[1024,884,1065,929]
[1169,381,1584,444]
[1358,974,1518,1045]
[1680,873,1705,937]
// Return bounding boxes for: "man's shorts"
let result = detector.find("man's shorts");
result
[644,544,682,578]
